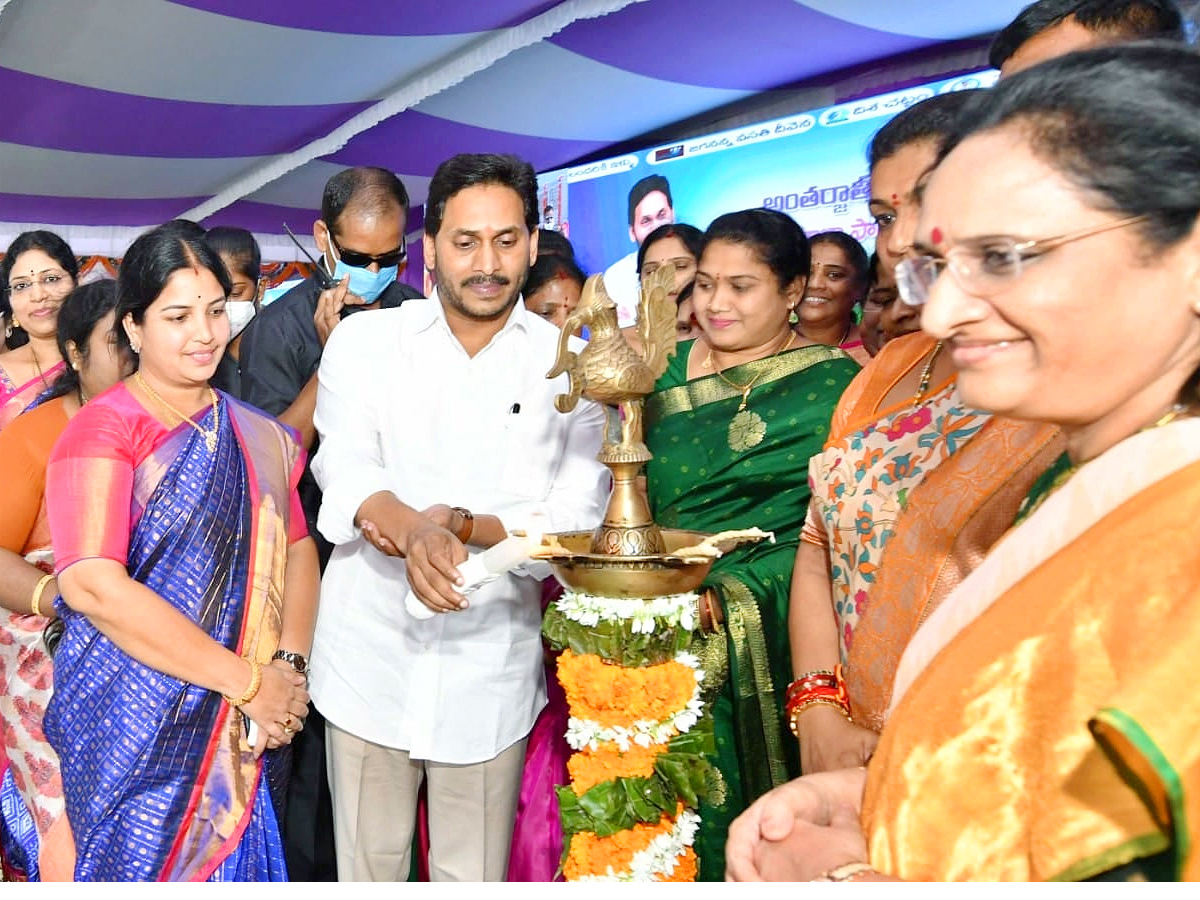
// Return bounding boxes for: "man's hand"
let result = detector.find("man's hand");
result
[359,519,401,557]
[314,276,370,347]
[421,504,463,535]
[354,493,469,612]
[402,521,469,613]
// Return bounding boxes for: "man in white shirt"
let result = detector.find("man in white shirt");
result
[309,153,608,882]
[602,173,675,327]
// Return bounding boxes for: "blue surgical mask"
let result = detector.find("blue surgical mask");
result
[324,248,397,303]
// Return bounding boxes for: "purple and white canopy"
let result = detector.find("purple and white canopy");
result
[0,0,1028,259]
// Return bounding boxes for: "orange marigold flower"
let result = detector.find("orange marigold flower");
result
[657,846,698,882]
[567,741,665,795]
[557,649,696,727]
[562,808,681,880]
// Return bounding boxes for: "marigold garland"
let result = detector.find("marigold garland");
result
[557,648,696,726]
[568,741,665,795]
[562,807,679,880]
[547,590,714,882]
[659,847,698,882]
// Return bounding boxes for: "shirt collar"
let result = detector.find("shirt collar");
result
[419,288,532,345]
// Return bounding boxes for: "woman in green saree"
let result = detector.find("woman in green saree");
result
[644,208,859,880]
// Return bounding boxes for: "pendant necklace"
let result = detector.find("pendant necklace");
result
[707,330,796,452]
[134,371,220,452]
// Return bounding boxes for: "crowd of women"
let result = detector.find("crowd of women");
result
[1,35,1198,883]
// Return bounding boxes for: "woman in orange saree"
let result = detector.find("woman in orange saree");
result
[727,42,1200,881]
[787,91,1061,775]
[0,280,129,881]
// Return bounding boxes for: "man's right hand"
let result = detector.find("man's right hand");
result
[355,492,470,614]
[313,275,366,347]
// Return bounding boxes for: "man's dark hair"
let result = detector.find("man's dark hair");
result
[989,0,1184,69]
[424,154,539,237]
[627,174,673,226]
[868,90,982,170]
[320,166,410,236]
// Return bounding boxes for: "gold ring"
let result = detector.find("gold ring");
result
[282,725,294,734]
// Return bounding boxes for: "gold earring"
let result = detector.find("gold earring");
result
[788,305,799,326]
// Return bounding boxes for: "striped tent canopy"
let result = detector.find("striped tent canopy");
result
[0,0,1030,260]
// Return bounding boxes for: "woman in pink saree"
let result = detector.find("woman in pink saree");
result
[45,221,319,881]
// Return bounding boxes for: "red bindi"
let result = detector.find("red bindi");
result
[930,226,944,245]
[891,193,898,204]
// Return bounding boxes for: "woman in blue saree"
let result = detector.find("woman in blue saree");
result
[44,221,319,881]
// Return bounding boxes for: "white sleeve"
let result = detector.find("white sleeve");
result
[311,317,394,546]
[507,396,609,579]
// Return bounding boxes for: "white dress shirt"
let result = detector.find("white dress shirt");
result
[309,293,608,764]
[602,251,640,329]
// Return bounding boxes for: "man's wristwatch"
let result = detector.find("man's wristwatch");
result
[452,506,474,544]
[272,649,309,676]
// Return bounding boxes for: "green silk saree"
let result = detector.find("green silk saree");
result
[645,340,859,879]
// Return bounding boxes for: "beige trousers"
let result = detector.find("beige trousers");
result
[325,721,528,882]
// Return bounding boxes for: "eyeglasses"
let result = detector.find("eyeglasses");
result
[330,234,407,269]
[863,286,897,312]
[895,213,1150,307]
[7,271,72,297]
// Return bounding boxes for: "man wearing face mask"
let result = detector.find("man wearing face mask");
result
[237,166,422,882]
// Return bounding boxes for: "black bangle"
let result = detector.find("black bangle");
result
[272,649,308,675]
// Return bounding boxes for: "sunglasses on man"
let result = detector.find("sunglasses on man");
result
[329,234,407,269]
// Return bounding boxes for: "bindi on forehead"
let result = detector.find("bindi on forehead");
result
[930,226,944,245]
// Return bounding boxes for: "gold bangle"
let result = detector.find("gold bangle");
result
[788,697,852,738]
[31,573,54,617]
[815,862,875,882]
[222,659,262,707]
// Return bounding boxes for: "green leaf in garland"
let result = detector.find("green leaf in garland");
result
[541,602,694,667]
[556,728,718,837]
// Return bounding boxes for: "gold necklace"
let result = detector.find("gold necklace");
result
[30,343,50,388]
[1016,402,1192,524]
[706,330,796,452]
[912,341,945,406]
[134,371,219,452]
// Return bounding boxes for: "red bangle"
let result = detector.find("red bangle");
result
[785,664,851,737]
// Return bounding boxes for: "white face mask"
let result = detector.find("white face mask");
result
[227,301,257,339]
